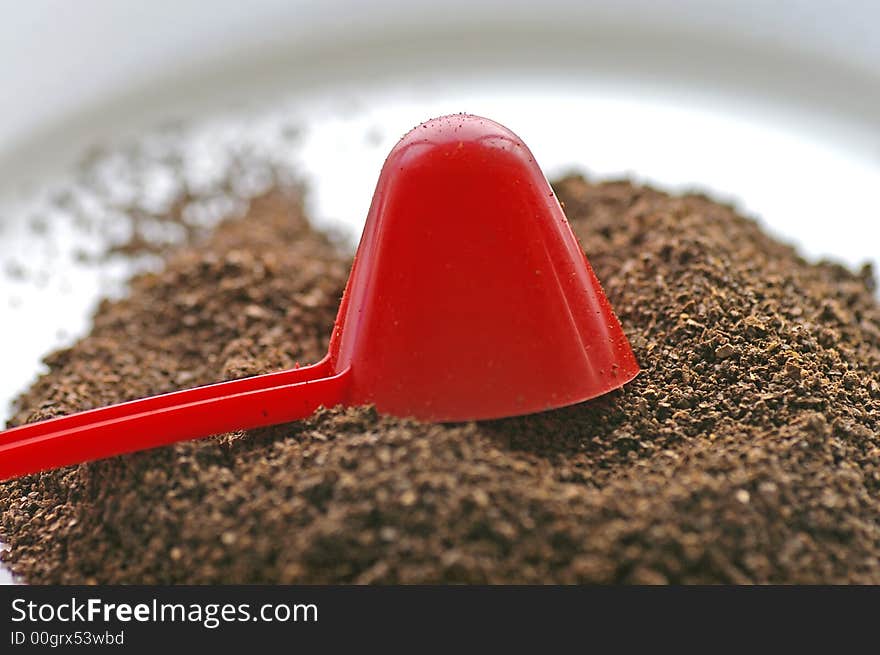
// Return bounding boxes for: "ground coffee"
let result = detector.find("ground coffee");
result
[2,178,878,583]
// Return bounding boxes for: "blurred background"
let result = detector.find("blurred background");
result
[2,1,879,237]
[0,0,879,583]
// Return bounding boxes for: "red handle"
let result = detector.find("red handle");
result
[0,358,350,481]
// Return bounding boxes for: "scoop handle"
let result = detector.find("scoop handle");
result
[0,358,349,481]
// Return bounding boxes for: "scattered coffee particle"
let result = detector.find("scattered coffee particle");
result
[784,359,803,381]
[3,260,26,280]
[1,176,879,584]
[715,343,737,360]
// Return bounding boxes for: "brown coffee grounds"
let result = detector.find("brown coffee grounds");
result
[2,178,879,584]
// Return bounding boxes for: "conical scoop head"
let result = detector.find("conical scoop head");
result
[329,114,639,420]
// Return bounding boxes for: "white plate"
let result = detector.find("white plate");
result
[2,1,879,584]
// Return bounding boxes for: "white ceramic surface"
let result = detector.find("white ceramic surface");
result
[1,1,878,584]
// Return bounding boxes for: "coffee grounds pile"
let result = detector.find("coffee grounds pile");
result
[2,179,879,584]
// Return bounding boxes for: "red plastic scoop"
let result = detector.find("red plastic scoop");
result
[0,114,638,481]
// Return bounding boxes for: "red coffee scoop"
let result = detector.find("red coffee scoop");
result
[0,114,638,480]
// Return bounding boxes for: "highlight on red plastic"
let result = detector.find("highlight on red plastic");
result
[0,114,639,481]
